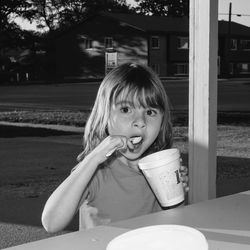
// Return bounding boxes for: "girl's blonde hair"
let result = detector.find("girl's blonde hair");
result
[77,63,172,162]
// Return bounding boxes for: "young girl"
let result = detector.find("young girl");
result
[42,63,188,233]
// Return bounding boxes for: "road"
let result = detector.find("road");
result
[0,79,249,112]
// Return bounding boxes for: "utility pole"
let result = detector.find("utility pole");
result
[228,2,232,40]
[226,2,232,76]
[223,2,232,77]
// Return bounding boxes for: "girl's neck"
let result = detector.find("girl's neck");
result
[117,155,140,172]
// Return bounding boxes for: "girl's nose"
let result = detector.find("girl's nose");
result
[133,113,146,128]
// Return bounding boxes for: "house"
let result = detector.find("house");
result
[55,11,250,80]
[218,20,250,76]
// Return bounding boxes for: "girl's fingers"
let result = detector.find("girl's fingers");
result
[180,165,188,175]
[182,182,187,189]
[106,136,127,157]
[180,165,187,171]
[106,148,116,157]
[180,175,188,182]
[182,182,189,193]
[117,137,127,150]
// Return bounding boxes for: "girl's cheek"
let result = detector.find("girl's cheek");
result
[107,120,122,135]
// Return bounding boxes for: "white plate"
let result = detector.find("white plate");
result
[106,225,208,250]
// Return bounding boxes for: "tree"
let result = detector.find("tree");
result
[0,0,39,49]
[58,0,133,28]
[0,0,33,31]
[134,0,189,17]
[22,0,133,32]
[1,0,133,35]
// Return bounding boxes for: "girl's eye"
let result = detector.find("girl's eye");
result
[146,109,158,116]
[120,106,131,113]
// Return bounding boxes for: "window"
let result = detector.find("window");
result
[240,40,250,50]
[104,37,113,48]
[151,36,160,49]
[175,63,189,75]
[230,39,237,50]
[83,38,93,49]
[237,63,250,74]
[177,37,189,49]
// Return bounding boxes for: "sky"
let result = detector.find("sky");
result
[16,0,250,31]
[218,0,250,27]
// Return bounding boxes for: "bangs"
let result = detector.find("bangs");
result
[111,82,165,110]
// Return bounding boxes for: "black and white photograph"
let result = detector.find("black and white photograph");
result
[0,0,250,249]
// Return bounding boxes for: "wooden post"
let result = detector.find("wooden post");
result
[188,0,218,203]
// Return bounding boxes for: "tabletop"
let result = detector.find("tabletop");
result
[4,191,250,250]
[112,190,250,249]
[4,226,130,250]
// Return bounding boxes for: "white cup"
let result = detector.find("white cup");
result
[138,148,184,207]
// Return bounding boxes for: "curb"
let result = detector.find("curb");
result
[0,121,84,133]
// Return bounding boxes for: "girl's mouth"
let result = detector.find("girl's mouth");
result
[129,136,143,151]
[106,136,143,157]
[130,136,142,145]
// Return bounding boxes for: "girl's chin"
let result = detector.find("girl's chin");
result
[117,154,141,171]
[118,144,150,160]
[120,150,144,161]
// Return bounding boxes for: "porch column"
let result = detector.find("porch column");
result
[188,0,218,203]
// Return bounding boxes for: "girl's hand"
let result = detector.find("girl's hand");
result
[180,164,189,193]
[80,201,111,229]
[89,135,128,164]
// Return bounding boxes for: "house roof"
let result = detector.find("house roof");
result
[103,12,189,33]
[218,20,250,36]
[102,12,250,37]
[56,11,250,39]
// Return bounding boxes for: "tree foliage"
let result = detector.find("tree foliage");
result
[0,0,33,30]
[19,0,133,32]
[58,0,132,29]
[0,0,132,33]
[134,0,189,17]
[0,0,37,49]
[1,0,189,35]
[0,0,134,50]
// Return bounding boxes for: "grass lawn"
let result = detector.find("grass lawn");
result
[0,110,250,200]
[0,126,81,200]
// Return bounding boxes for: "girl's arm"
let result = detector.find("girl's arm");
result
[41,153,99,233]
[41,135,127,233]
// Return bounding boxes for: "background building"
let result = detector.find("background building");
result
[55,12,250,80]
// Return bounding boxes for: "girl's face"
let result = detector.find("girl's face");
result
[107,97,163,164]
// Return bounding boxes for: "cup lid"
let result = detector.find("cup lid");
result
[139,148,180,167]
